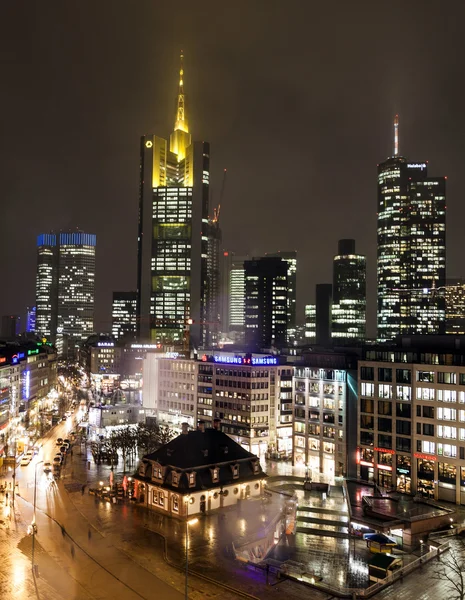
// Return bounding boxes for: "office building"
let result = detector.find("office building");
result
[137,53,214,349]
[445,279,465,335]
[267,251,297,343]
[315,283,332,346]
[26,307,36,333]
[35,232,96,354]
[357,336,465,505]
[377,116,446,341]
[228,256,247,338]
[305,304,316,342]
[331,239,366,341]
[112,292,137,341]
[1,315,20,339]
[245,257,288,350]
[79,334,121,394]
[293,350,358,477]
[204,216,221,346]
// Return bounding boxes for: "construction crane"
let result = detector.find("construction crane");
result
[212,168,227,223]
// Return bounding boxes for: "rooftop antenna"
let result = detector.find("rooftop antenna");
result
[394,114,399,156]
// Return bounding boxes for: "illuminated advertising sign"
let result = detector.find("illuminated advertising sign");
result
[0,357,5,364]
[27,349,39,356]
[414,452,436,461]
[210,354,278,366]
[374,447,395,454]
[97,342,114,348]
[407,163,427,170]
[130,344,161,349]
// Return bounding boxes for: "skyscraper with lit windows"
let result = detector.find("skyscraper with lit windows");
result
[112,292,137,341]
[137,53,212,349]
[332,239,366,341]
[377,116,446,341]
[35,231,96,354]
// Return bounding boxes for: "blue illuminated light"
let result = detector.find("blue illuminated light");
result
[252,357,278,366]
[214,355,243,365]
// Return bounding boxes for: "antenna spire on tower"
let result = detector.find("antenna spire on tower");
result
[174,50,188,133]
[394,114,399,156]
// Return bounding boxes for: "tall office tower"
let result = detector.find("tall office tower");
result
[137,53,211,349]
[26,306,36,333]
[304,304,316,342]
[267,251,297,343]
[1,315,20,338]
[112,292,137,340]
[204,216,221,346]
[331,239,366,341]
[315,283,332,346]
[36,233,58,339]
[228,257,247,338]
[244,257,288,350]
[220,251,233,333]
[35,232,96,353]
[377,115,446,341]
[445,279,465,334]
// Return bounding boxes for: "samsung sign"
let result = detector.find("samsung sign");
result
[212,355,278,366]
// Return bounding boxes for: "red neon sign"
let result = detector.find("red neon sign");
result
[374,447,395,454]
[414,453,437,461]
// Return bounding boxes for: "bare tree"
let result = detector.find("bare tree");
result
[431,538,465,600]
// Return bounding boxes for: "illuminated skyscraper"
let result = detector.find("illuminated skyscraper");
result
[331,239,366,341]
[35,232,96,354]
[245,257,288,350]
[137,53,213,349]
[267,251,297,343]
[377,116,446,341]
[112,292,137,340]
[445,279,465,334]
[304,304,316,342]
[228,256,247,337]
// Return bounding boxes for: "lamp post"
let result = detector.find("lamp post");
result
[31,460,43,573]
[184,495,198,599]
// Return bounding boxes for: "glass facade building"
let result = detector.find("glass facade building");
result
[446,279,465,334]
[244,257,288,350]
[137,54,215,349]
[331,239,366,341]
[267,251,297,343]
[35,232,96,354]
[377,133,446,341]
[112,292,137,341]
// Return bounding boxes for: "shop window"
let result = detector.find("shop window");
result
[378,452,392,466]
[438,462,456,484]
[361,448,374,463]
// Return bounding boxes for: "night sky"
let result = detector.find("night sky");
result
[1,1,465,337]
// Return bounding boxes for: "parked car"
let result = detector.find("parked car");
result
[56,438,63,446]
[63,439,70,446]
[53,455,62,465]
[26,450,34,459]
[60,446,67,454]
[43,462,52,473]
[20,455,31,466]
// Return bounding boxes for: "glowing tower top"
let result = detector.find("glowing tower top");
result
[170,51,191,160]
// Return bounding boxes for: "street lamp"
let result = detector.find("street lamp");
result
[31,460,43,574]
[184,495,198,599]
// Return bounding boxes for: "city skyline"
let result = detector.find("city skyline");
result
[2,2,465,339]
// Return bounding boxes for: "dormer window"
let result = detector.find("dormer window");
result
[172,471,179,487]
[231,464,239,479]
[252,461,260,474]
[211,467,219,483]
[188,472,196,488]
